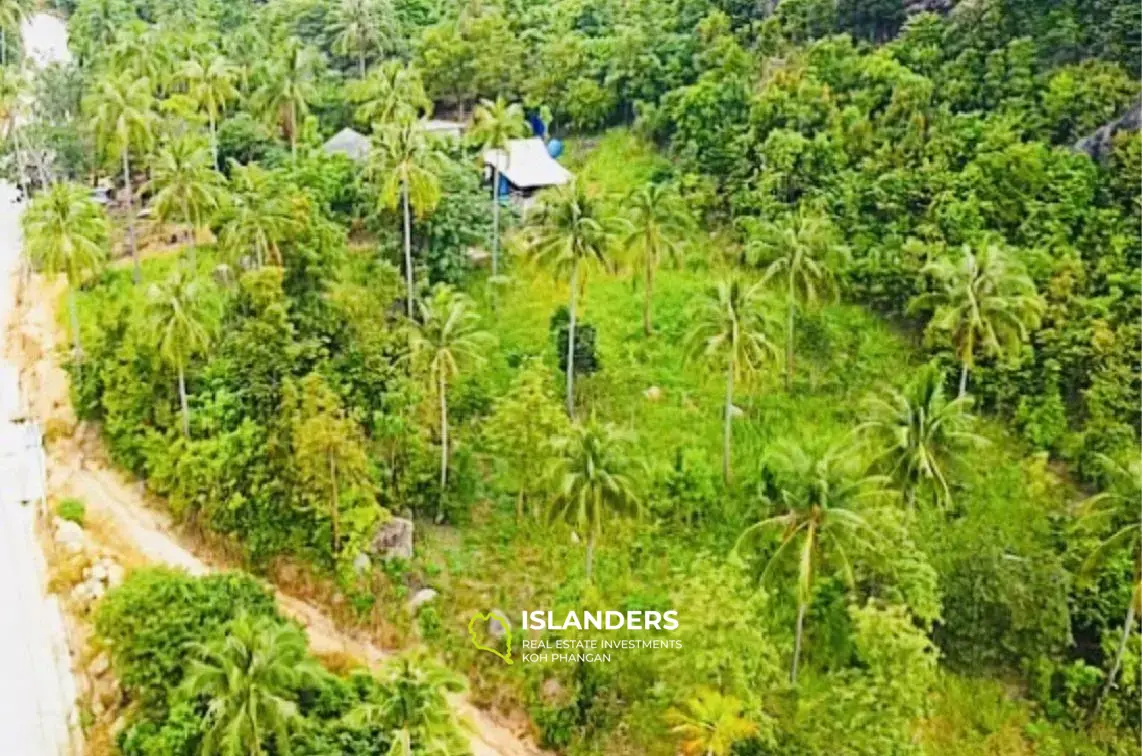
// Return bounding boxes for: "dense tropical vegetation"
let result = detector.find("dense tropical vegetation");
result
[2,0,1139,753]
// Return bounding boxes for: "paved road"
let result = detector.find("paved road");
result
[0,13,80,755]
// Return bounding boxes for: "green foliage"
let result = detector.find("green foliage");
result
[56,497,86,526]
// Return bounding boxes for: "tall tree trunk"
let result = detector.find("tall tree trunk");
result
[177,363,189,436]
[958,362,969,398]
[491,165,501,277]
[1,29,6,67]
[402,179,414,315]
[791,600,807,684]
[958,331,973,398]
[358,47,366,78]
[785,281,795,390]
[643,250,654,336]
[208,111,219,171]
[1093,588,1138,717]
[329,450,340,555]
[565,260,579,418]
[290,101,298,163]
[181,197,195,268]
[723,355,734,484]
[67,291,82,362]
[439,372,449,490]
[122,147,140,284]
[585,529,596,581]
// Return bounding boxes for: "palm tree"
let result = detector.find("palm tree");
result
[857,363,985,509]
[180,53,239,170]
[254,38,322,161]
[343,653,466,752]
[526,180,619,418]
[0,66,29,190]
[346,60,429,127]
[180,613,324,756]
[908,244,1044,398]
[215,161,301,268]
[547,417,640,581]
[86,71,157,284]
[752,209,846,389]
[407,285,492,491]
[328,0,397,77]
[0,0,31,67]
[469,97,529,277]
[145,133,222,267]
[1075,454,1142,718]
[685,277,779,484]
[734,443,886,683]
[143,269,215,436]
[667,689,759,756]
[624,182,689,335]
[368,116,445,314]
[21,182,108,360]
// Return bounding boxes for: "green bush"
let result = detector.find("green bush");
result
[56,498,85,526]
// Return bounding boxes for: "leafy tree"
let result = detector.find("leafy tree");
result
[1075,454,1142,717]
[290,373,379,559]
[180,612,324,756]
[407,284,492,491]
[145,133,222,266]
[857,363,985,508]
[624,181,690,336]
[254,37,322,161]
[367,115,445,313]
[483,359,569,519]
[735,443,887,683]
[215,161,301,268]
[525,180,619,418]
[667,689,759,756]
[346,60,429,128]
[751,209,846,389]
[327,0,397,77]
[0,0,30,66]
[86,70,157,284]
[686,277,779,483]
[179,53,239,170]
[547,417,640,581]
[469,96,528,277]
[70,0,134,66]
[908,244,1044,398]
[20,181,108,360]
[143,268,216,436]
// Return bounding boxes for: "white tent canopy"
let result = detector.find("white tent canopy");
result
[322,127,371,161]
[484,138,572,190]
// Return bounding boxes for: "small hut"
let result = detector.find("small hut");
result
[483,137,573,195]
[323,127,371,161]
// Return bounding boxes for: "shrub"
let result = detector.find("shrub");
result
[56,498,85,526]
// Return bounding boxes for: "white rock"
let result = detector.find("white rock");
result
[89,653,110,678]
[407,588,438,612]
[352,552,371,574]
[106,564,125,587]
[371,517,414,560]
[488,609,510,639]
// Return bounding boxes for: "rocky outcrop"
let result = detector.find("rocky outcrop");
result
[371,517,414,560]
[1074,100,1142,161]
[905,0,956,14]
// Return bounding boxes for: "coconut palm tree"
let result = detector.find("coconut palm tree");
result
[547,417,640,581]
[180,613,324,756]
[70,0,133,65]
[145,133,222,267]
[1075,454,1142,718]
[367,116,445,314]
[254,38,322,161]
[342,653,466,753]
[0,0,31,67]
[469,97,529,277]
[143,268,215,436]
[857,363,985,509]
[667,689,759,756]
[328,0,397,77]
[526,180,619,418]
[751,209,846,389]
[215,161,301,268]
[0,66,29,189]
[106,20,167,87]
[86,70,157,284]
[908,244,1044,398]
[21,182,108,361]
[346,60,429,128]
[624,181,690,335]
[180,53,238,170]
[734,443,886,683]
[685,277,779,484]
[407,284,492,491]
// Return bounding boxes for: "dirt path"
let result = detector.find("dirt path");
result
[9,271,541,756]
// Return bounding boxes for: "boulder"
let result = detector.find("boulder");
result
[1074,100,1142,161]
[408,588,438,612]
[643,386,663,402]
[488,609,510,639]
[54,518,85,552]
[89,652,110,678]
[352,552,372,574]
[541,678,565,702]
[371,517,414,560]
